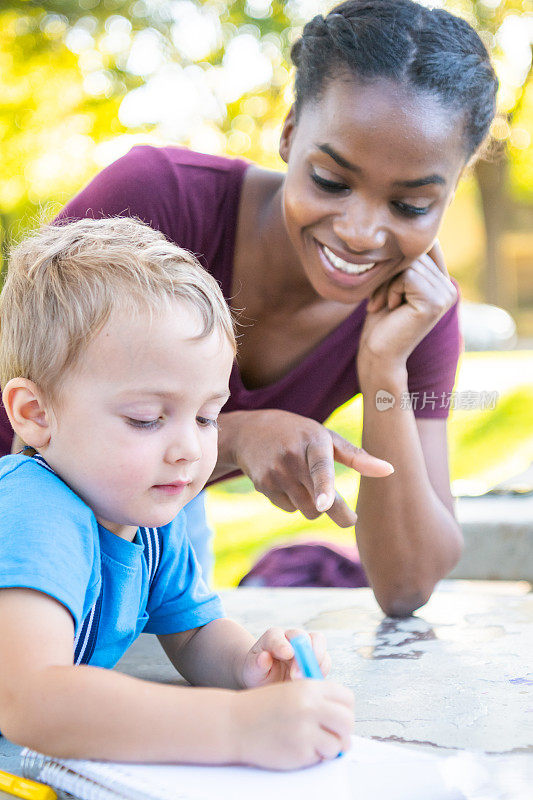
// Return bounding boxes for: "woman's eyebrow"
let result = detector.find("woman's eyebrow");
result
[317,143,358,171]
[317,143,446,188]
[393,175,446,188]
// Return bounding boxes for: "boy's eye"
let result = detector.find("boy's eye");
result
[126,417,162,431]
[311,171,349,194]
[393,201,431,217]
[196,416,219,429]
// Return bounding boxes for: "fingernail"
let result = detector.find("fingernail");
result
[316,493,330,512]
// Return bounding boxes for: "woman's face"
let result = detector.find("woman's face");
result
[279,77,467,304]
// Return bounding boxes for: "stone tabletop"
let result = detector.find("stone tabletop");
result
[217,582,533,754]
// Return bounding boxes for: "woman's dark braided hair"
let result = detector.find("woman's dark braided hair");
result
[291,0,498,158]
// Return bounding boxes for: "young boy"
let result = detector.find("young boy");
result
[0,218,353,770]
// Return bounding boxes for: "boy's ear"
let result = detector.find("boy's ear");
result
[2,378,52,449]
[279,106,296,164]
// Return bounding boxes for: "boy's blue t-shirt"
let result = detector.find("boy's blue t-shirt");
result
[0,455,224,668]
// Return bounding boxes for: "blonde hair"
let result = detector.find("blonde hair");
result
[0,217,236,403]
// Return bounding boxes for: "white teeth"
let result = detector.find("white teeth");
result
[322,245,375,275]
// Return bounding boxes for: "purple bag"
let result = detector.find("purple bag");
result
[238,542,368,588]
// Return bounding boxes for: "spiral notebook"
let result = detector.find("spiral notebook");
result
[20,735,482,800]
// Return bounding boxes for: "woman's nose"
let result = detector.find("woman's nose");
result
[164,425,202,464]
[333,197,388,252]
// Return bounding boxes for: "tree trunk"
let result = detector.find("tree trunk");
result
[474,151,509,306]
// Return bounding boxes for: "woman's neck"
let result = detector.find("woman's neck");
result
[232,166,318,315]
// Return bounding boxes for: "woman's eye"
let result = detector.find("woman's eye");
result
[196,416,219,429]
[393,201,431,217]
[311,171,349,194]
[126,418,162,431]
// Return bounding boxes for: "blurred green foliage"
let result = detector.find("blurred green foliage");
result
[1,0,532,281]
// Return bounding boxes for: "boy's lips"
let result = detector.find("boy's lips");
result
[152,480,191,496]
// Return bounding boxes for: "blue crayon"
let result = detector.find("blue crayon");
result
[290,633,344,757]
[290,633,324,679]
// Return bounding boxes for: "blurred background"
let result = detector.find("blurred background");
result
[1,0,532,586]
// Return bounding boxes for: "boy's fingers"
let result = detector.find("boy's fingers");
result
[309,631,327,663]
[315,729,346,761]
[308,632,331,677]
[285,627,306,641]
[320,652,332,676]
[260,627,294,660]
[323,682,356,710]
[289,662,302,679]
[257,650,272,671]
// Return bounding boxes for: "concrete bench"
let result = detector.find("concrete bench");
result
[452,492,533,581]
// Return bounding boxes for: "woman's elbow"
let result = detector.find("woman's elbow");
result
[374,531,464,617]
[375,585,433,618]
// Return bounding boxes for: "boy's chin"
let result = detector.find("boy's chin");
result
[141,504,189,529]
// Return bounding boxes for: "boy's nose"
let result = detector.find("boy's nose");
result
[164,425,202,464]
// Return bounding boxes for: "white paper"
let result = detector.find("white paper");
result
[51,735,471,800]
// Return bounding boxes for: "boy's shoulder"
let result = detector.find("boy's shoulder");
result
[0,454,95,524]
[1,452,52,476]
[1,452,64,486]
[0,454,102,637]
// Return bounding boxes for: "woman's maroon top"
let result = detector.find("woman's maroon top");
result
[0,146,461,456]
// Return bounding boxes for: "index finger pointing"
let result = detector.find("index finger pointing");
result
[331,432,394,477]
[306,438,336,512]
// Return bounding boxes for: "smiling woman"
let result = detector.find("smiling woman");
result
[0,0,498,616]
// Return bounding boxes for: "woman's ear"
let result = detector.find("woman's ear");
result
[279,106,296,163]
[2,378,52,449]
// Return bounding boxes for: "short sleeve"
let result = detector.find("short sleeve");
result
[406,289,462,420]
[143,512,224,635]
[0,457,100,633]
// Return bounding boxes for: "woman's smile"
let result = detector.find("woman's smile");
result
[321,244,377,275]
[315,239,389,288]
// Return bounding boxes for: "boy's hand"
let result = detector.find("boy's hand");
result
[231,680,354,770]
[241,628,331,688]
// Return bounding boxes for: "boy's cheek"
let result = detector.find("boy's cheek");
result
[200,444,218,484]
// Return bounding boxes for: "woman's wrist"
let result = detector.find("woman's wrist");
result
[215,410,251,473]
[357,355,409,396]
[215,409,280,473]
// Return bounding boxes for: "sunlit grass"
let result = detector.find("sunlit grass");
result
[449,386,533,494]
[209,354,533,588]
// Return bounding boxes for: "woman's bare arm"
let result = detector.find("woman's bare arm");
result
[355,370,462,617]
